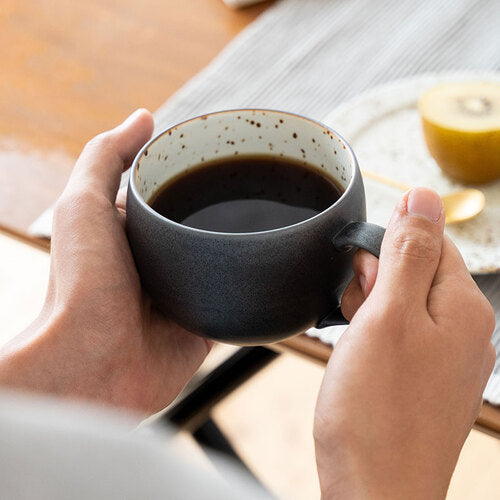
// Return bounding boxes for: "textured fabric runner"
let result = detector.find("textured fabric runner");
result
[154,0,500,129]
[30,0,500,403]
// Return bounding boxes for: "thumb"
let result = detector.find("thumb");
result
[373,188,445,309]
[66,109,154,202]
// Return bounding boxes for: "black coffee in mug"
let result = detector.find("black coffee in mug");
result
[149,155,343,232]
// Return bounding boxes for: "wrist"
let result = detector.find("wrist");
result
[315,430,450,500]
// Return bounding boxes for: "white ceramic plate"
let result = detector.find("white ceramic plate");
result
[323,72,500,275]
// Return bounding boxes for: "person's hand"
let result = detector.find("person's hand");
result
[314,188,495,500]
[0,110,211,415]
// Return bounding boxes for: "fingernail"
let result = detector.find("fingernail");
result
[359,274,367,297]
[406,188,443,222]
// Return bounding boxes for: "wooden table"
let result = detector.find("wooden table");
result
[2,0,499,439]
[0,0,273,238]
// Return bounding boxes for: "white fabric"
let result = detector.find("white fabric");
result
[0,391,270,499]
[28,0,500,403]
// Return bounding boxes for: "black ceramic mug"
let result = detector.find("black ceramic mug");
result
[126,109,385,345]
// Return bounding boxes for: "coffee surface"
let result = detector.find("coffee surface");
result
[149,156,343,233]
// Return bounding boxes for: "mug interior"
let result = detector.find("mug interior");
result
[134,110,353,207]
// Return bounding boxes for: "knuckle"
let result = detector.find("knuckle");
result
[53,194,73,224]
[484,300,496,333]
[82,131,117,164]
[480,300,496,339]
[465,288,496,339]
[487,343,497,372]
[85,131,115,151]
[390,231,438,262]
[53,189,109,226]
[361,296,405,329]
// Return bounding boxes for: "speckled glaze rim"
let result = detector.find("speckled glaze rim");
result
[129,108,361,237]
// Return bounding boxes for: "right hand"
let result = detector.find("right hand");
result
[314,188,495,500]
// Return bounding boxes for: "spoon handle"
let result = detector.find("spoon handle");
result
[361,169,411,191]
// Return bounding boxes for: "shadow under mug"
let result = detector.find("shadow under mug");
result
[126,109,385,345]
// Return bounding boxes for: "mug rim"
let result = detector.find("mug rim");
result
[129,108,361,237]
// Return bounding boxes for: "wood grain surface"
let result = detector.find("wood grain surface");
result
[0,0,273,233]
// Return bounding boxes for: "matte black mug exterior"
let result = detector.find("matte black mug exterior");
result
[126,110,385,345]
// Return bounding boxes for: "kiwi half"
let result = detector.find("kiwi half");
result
[419,81,500,184]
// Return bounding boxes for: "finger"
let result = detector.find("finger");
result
[374,188,445,308]
[341,250,379,320]
[352,249,379,297]
[66,109,154,202]
[341,278,364,321]
[115,187,128,227]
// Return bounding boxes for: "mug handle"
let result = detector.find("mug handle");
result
[316,221,386,328]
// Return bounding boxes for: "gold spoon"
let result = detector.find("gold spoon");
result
[361,170,486,224]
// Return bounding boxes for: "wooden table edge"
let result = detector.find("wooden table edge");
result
[0,224,50,252]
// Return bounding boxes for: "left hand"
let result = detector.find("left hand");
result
[0,110,211,416]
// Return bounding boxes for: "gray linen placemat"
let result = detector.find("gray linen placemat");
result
[154,0,500,129]
[30,0,500,402]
